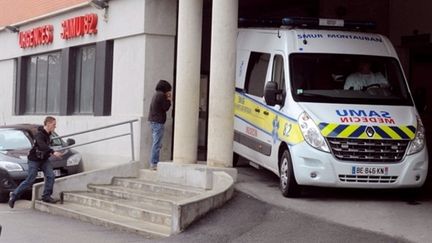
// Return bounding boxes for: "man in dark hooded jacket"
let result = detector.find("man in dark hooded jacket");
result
[148,80,172,170]
[8,116,63,208]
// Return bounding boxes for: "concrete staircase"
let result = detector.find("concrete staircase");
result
[33,164,235,239]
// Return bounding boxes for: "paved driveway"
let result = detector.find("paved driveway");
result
[234,162,432,243]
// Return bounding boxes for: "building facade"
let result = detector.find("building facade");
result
[0,0,177,170]
[1,0,431,173]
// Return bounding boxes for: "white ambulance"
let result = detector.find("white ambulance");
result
[233,17,428,197]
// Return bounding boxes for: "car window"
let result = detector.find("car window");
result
[50,132,64,146]
[0,130,32,150]
[289,53,412,105]
[244,51,270,97]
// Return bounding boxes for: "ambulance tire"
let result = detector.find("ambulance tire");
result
[279,149,300,197]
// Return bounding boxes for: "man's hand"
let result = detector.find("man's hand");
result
[52,151,63,158]
[166,91,172,101]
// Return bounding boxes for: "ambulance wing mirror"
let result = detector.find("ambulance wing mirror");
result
[264,81,283,106]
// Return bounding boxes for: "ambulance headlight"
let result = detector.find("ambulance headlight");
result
[408,117,425,155]
[299,112,330,152]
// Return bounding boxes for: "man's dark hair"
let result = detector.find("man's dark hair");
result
[155,80,172,93]
[44,116,56,125]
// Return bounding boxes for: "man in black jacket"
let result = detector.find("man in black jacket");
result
[148,80,172,170]
[8,116,63,208]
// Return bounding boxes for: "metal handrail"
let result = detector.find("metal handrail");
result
[53,119,139,161]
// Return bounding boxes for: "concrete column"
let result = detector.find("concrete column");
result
[207,0,238,167]
[173,0,203,164]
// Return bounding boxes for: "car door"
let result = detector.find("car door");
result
[234,51,273,164]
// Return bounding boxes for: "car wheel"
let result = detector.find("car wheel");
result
[279,149,300,197]
[0,192,9,203]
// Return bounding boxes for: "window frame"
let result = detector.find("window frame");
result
[244,51,271,97]
[22,51,62,115]
[73,44,97,115]
[15,40,114,116]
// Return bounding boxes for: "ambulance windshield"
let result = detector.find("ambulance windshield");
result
[290,54,413,106]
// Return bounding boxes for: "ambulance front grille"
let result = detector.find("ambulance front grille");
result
[339,174,398,183]
[327,137,409,162]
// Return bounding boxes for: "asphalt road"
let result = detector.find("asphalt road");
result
[1,160,430,243]
[234,161,432,243]
[1,191,408,243]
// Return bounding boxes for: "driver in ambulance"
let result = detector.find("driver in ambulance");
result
[344,61,389,90]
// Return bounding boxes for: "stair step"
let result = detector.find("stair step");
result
[113,178,205,197]
[63,192,172,226]
[139,169,157,181]
[88,185,181,207]
[35,200,171,238]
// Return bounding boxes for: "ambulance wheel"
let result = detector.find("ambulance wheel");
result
[279,149,300,197]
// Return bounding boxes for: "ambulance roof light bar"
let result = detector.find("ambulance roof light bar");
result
[239,17,376,30]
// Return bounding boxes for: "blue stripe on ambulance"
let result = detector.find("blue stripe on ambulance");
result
[372,126,391,139]
[390,126,410,139]
[239,91,298,122]
[349,126,366,138]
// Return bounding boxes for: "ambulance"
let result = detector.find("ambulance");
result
[233,17,428,197]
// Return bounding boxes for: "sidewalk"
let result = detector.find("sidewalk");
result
[1,164,430,243]
[1,191,408,243]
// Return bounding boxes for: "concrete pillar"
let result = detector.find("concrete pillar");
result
[173,0,203,164]
[207,0,238,167]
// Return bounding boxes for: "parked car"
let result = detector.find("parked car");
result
[0,124,83,202]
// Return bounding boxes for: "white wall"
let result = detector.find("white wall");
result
[0,0,177,170]
[141,35,175,164]
[0,0,146,60]
[0,59,15,124]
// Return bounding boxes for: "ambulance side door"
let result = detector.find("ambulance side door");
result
[234,51,273,164]
[261,53,287,169]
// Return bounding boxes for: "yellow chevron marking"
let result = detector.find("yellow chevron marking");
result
[400,126,415,139]
[321,123,338,136]
[234,93,304,145]
[380,126,401,139]
[320,122,415,140]
[338,125,360,138]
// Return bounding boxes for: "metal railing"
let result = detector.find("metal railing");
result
[53,119,139,161]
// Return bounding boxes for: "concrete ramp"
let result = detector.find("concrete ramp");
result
[33,162,236,238]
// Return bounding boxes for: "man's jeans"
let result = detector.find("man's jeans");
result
[12,160,55,200]
[150,122,165,166]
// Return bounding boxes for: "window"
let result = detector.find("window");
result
[289,53,412,106]
[24,52,61,114]
[50,132,64,146]
[272,54,286,93]
[0,130,32,150]
[15,41,113,116]
[74,45,96,114]
[245,52,270,97]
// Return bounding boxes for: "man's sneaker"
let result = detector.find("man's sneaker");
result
[150,164,157,170]
[8,192,16,209]
[42,197,59,204]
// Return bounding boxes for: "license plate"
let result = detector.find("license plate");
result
[352,166,388,175]
[36,169,61,179]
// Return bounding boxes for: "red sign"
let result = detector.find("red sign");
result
[60,13,98,40]
[19,25,53,49]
